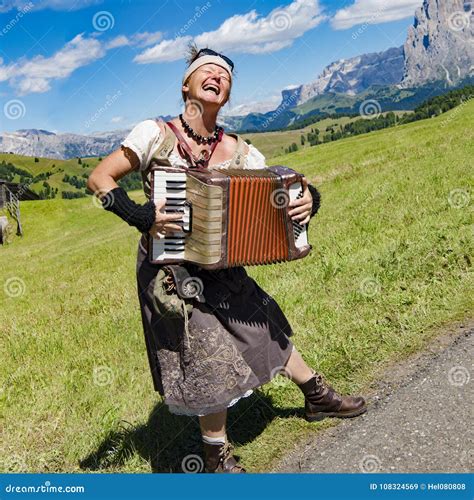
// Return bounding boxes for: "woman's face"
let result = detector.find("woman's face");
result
[183,63,231,108]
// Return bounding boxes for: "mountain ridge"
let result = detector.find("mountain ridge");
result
[2,0,472,158]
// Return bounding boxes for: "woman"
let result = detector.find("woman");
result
[87,46,367,473]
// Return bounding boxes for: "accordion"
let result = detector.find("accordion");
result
[149,165,311,270]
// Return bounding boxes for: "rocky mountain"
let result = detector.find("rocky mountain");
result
[0,128,129,160]
[289,46,405,106]
[401,0,474,87]
[0,115,173,160]
[221,97,281,117]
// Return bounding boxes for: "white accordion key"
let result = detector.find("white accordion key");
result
[288,182,308,249]
[152,171,187,262]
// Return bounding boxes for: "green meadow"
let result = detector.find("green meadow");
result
[0,154,101,196]
[0,100,472,473]
[241,112,408,159]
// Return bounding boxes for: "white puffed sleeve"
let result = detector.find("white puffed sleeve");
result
[244,143,267,169]
[121,119,163,170]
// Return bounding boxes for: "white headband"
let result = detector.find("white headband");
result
[182,55,233,85]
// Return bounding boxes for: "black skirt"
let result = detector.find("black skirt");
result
[135,237,295,416]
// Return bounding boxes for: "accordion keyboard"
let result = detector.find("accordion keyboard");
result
[289,182,308,248]
[151,170,190,262]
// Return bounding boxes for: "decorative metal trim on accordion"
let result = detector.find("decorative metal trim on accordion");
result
[148,165,311,270]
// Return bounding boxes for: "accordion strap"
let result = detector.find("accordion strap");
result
[166,120,223,169]
[152,119,176,160]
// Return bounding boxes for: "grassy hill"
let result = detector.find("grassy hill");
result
[1,100,472,473]
[0,153,101,198]
[241,112,407,159]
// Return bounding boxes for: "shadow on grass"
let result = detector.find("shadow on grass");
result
[79,390,302,473]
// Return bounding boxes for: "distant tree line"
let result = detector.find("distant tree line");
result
[38,181,58,200]
[118,171,142,191]
[63,174,87,189]
[282,84,473,153]
[0,161,55,184]
[286,112,357,131]
[397,85,473,123]
[62,191,87,199]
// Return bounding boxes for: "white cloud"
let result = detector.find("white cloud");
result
[195,0,325,54]
[0,33,106,94]
[134,0,326,63]
[132,31,163,48]
[110,116,123,123]
[0,27,163,95]
[106,31,163,50]
[331,0,421,30]
[105,35,129,50]
[134,36,193,64]
[0,0,101,13]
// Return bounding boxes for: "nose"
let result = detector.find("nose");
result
[209,70,221,82]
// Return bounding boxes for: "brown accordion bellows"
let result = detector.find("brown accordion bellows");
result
[148,165,311,270]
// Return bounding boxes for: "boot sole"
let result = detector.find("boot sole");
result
[305,405,367,422]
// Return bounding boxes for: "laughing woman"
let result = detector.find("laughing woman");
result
[87,45,366,473]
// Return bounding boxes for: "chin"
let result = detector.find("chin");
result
[201,97,223,107]
[198,90,224,105]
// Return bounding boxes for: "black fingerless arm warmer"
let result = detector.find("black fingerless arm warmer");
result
[307,183,321,218]
[101,187,156,233]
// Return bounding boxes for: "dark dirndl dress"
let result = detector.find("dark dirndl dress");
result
[136,235,295,416]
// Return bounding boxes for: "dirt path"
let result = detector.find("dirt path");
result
[272,319,474,473]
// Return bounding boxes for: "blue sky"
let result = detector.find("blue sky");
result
[0,0,422,134]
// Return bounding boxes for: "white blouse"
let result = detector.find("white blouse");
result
[121,119,267,170]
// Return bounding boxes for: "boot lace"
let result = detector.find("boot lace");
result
[219,442,246,472]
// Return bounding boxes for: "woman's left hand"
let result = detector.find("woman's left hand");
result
[288,177,312,225]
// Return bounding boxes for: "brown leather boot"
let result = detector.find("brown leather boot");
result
[202,439,246,473]
[297,371,367,422]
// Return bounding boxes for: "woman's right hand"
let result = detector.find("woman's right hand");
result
[149,199,183,239]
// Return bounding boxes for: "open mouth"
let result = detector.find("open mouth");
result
[202,83,220,95]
